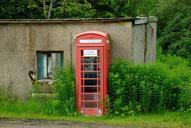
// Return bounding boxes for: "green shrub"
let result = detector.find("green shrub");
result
[109,60,166,115]
[109,56,191,115]
[179,84,191,111]
[53,65,76,115]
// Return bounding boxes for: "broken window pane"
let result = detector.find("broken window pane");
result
[37,52,63,80]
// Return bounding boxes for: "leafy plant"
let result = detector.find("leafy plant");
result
[109,56,191,115]
[53,65,76,115]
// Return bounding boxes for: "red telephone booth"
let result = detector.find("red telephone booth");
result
[75,31,110,116]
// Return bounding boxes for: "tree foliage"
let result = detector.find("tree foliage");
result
[156,0,191,60]
[0,0,159,19]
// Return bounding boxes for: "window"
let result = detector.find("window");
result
[37,51,63,80]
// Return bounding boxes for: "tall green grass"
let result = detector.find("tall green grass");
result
[52,65,76,115]
[0,54,191,118]
[109,55,191,115]
[0,65,76,116]
[0,94,54,115]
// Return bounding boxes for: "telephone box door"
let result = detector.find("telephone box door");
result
[79,48,103,115]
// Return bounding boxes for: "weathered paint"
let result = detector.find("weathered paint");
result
[0,19,157,98]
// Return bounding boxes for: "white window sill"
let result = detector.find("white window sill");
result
[37,79,54,85]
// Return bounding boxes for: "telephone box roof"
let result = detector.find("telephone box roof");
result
[75,31,108,39]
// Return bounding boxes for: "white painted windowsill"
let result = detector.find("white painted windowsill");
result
[37,79,54,85]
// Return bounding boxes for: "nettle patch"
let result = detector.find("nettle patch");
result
[108,57,191,116]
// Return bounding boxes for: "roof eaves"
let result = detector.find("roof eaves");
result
[133,16,158,25]
[0,17,136,24]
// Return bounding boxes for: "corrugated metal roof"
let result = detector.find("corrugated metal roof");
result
[0,17,157,24]
[0,17,134,23]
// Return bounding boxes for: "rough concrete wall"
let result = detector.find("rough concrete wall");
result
[0,22,133,98]
[0,24,71,98]
[145,23,156,62]
[0,21,156,98]
[132,25,145,63]
[132,22,156,63]
[66,22,133,67]
[29,24,71,63]
[0,24,33,98]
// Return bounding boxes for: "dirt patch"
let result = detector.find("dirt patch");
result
[0,119,127,128]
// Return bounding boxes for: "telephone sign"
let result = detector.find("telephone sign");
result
[83,50,97,57]
[80,39,102,43]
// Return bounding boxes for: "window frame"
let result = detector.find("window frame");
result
[36,50,64,80]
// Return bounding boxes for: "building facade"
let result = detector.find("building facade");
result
[0,17,157,98]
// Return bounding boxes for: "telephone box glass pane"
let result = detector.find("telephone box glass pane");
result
[84,64,97,71]
[84,80,97,85]
[84,57,97,63]
[97,57,100,63]
[98,80,100,85]
[98,64,100,71]
[84,102,97,108]
[84,87,97,93]
[84,72,97,78]
[98,87,100,92]
[98,72,100,78]
[83,94,99,100]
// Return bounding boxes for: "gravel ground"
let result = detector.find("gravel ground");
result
[0,119,128,128]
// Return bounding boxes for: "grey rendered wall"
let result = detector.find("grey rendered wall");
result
[145,23,157,62]
[0,24,33,98]
[132,22,156,63]
[132,25,145,63]
[66,22,133,67]
[0,24,72,98]
[0,22,133,98]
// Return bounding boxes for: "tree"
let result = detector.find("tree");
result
[0,0,159,19]
[51,0,96,18]
[156,0,191,60]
